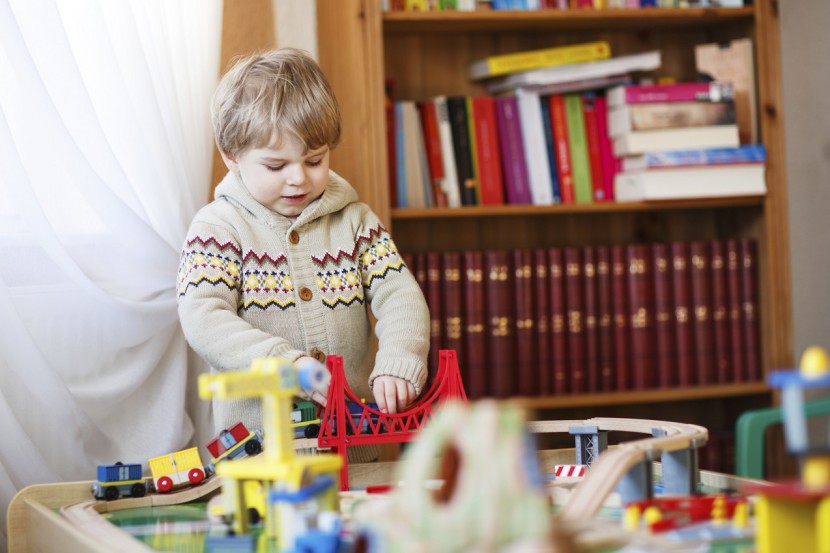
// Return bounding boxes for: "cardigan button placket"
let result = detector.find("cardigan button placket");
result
[299,287,313,301]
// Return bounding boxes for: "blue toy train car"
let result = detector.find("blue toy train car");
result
[92,462,147,500]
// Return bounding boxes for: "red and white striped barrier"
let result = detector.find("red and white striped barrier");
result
[554,465,586,478]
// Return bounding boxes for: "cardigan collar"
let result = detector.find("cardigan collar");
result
[214,169,359,230]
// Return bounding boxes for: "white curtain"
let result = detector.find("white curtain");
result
[0,0,222,548]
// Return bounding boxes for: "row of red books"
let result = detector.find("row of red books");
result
[403,238,760,399]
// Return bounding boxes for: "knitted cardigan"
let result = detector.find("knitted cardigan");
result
[177,170,430,433]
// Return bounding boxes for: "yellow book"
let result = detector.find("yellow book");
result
[468,41,611,81]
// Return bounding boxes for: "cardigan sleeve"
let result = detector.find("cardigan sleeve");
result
[354,208,430,394]
[176,219,306,372]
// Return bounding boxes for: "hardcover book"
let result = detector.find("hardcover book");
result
[495,96,533,204]
[549,94,576,204]
[516,88,556,205]
[689,241,715,386]
[462,251,488,398]
[465,97,482,205]
[563,93,594,204]
[563,247,586,394]
[484,250,516,398]
[582,92,607,202]
[611,124,741,157]
[582,246,600,393]
[725,239,745,382]
[549,247,569,394]
[594,94,617,202]
[446,96,479,206]
[433,96,463,207]
[533,248,552,395]
[651,243,676,388]
[418,100,448,207]
[468,40,611,81]
[740,239,761,382]
[709,240,731,384]
[596,245,616,391]
[425,252,443,375]
[607,100,737,137]
[627,243,656,390]
[470,96,506,205]
[606,81,735,106]
[613,162,766,202]
[611,245,631,391]
[441,251,465,371]
[514,249,537,396]
[539,95,563,203]
[670,242,695,387]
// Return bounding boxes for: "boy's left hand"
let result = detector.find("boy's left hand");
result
[372,375,416,415]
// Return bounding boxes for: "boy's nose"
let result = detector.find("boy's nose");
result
[286,165,306,186]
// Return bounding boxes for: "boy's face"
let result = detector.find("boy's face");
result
[221,134,330,220]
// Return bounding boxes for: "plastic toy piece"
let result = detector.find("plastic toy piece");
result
[318,349,468,490]
[91,463,147,501]
[569,425,607,466]
[206,421,263,471]
[147,447,206,494]
[748,346,830,553]
[554,465,586,478]
[291,400,321,439]
[625,494,748,534]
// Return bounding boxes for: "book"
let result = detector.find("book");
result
[651,243,676,388]
[394,102,407,207]
[607,81,735,106]
[425,252,443,374]
[385,80,398,209]
[446,96,479,206]
[613,162,766,202]
[627,243,656,390]
[582,246,600,393]
[612,124,740,157]
[494,96,533,204]
[548,95,576,204]
[595,245,615,391]
[710,240,731,384]
[462,251,488,398]
[740,239,761,382]
[582,92,607,202]
[516,88,556,205]
[607,100,737,137]
[594,94,617,202]
[695,38,758,144]
[465,97,482,205]
[689,241,715,386]
[468,40,611,81]
[441,252,465,372]
[621,144,766,172]
[725,239,745,382]
[564,247,586,393]
[539,95,563,203]
[433,96,463,207]
[670,242,695,387]
[418,100,449,207]
[514,249,537,396]
[520,74,633,98]
[470,96,505,205]
[399,101,433,209]
[485,50,662,95]
[533,248,552,395]
[484,250,515,398]
[564,94,594,204]
[549,247,569,394]
[611,245,631,391]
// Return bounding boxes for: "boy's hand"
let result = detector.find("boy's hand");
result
[296,355,328,407]
[373,375,416,415]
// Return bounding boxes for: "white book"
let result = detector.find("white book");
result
[432,96,462,208]
[614,163,766,202]
[401,101,430,209]
[485,50,661,95]
[612,124,740,157]
[515,88,555,205]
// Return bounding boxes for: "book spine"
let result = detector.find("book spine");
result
[624,144,767,171]
[418,100,448,208]
[594,94,616,202]
[627,243,656,390]
[446,96,478,206]
[462,251,488,399]
[689,241,715,386]
[470,40,611,80]
[563,93,594,204]
[564,247,586,394]
[539,95,563,203]
[465,97,482,205]
[425,252,443,375]
[582,246,600,393]
[581,92,607,203]
[471,96,505,205]
[549,95,575,204]
[596,245,615,392]
[740,239,761,382]
[611,245,631,391]
[484,250,515,397]
[548,247,569,394]
[516,88,555,205]
[514,249,537,396]
[386,80,398,209]
[726,239,745,382]
[394,102,407,207]
[441,251,465,373]
[710,240,731,384]
[433,96,462,207]
[670,242,695,387]
[651,243,676,388]
[533,248,552,396]
[608,101,737,137]
[609,81,735,105]
[495,96,533,204]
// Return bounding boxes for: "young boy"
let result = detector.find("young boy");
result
[177,48,430,435]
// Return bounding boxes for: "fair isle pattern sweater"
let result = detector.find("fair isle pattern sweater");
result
[177,170,430,433]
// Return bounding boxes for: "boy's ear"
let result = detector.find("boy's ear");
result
[220,150,240,172]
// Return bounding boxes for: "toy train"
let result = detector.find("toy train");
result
[206,421,263,471]
[91,462,147,500]
[292,400,322,439]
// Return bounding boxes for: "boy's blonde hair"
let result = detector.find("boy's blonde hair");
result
[212,48,341,157]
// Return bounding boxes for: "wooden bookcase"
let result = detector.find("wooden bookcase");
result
[315,1,792,454]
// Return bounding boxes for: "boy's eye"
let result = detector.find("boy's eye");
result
[265,165,284,172]
[306,159,323,167]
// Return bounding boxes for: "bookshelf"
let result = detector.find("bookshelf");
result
[316,1,791,453]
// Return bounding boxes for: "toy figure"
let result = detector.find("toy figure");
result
[177,48,430,438]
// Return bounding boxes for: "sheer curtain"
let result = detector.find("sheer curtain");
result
[0,0,222,548]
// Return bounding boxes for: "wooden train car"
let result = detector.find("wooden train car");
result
[291,400,321,439]
[147,447,206,493]
[206,421,263,468]
[91,462,147,501]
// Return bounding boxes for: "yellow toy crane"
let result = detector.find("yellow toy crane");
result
[199,357,342,545]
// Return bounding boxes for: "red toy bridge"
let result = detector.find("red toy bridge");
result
[318,349,467,490]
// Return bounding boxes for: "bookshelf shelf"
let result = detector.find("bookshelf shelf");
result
[317,0,791,448]
[516,381,771,410]
[383,7,754,34]
[392,195,764,220]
